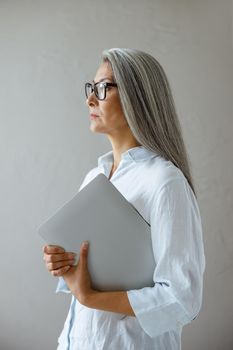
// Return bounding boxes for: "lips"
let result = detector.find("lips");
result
[90,114,99,118]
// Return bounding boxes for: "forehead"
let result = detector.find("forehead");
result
[94,61,113,82]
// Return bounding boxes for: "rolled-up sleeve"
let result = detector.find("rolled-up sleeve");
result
[127,178,206,338]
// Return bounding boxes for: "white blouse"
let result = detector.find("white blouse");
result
[55,146,205,350]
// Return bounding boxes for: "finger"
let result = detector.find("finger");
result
[44,252,77,263]
[47,259,75,271]
[51,266,71,277]
[43,245,65,254]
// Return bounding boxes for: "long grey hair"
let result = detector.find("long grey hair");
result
[101,48,197,198]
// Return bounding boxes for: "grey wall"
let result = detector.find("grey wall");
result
[0,0,232,349]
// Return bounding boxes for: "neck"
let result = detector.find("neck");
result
[107,135,141,170]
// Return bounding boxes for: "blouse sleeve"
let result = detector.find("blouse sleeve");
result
[126,177,206,338]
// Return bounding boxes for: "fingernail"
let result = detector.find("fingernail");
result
[82,241,89,248]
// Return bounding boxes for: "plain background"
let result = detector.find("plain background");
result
[0,0,232,349]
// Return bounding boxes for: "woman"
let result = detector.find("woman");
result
[43,48,205,349]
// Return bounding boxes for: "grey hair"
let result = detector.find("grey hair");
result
[101,48,197,198]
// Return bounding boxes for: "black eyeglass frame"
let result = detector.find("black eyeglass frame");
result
[85,82,118,101]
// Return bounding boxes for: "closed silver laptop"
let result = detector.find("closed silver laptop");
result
[38,173,155,291]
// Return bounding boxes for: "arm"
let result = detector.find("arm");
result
[82,290,135,316]
[62,241,135,316]
[125,178,206,337]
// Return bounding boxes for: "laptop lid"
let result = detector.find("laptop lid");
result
[38,173,155,291]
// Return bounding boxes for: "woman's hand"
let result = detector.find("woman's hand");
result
[43,243,135,316]
[43,245,77,277]
[62,241,96,304]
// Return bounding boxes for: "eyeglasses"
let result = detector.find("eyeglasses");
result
[85,81,118,101]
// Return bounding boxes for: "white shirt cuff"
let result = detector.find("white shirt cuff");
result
[55,277,71,294]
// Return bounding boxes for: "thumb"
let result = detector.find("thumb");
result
[79,241,89,266]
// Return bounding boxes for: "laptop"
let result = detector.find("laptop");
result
[38,173,155,291]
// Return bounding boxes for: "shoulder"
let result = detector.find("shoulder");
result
[146,157,198,217]
[142,155,187,197]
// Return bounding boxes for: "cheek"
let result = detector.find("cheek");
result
[102,98,125,121]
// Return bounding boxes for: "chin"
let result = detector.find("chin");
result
[90,126,104,134]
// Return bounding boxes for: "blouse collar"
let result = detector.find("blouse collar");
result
[98,146,159,167]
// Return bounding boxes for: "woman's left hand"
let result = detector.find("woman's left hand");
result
[62,241,95,304]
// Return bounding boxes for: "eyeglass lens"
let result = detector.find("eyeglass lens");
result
[86,83,105,100]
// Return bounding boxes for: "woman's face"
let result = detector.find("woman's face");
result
[86,61,129,136]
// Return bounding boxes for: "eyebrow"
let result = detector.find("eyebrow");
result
[92,77,113,84]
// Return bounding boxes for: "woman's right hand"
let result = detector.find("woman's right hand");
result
[43,245,77,277]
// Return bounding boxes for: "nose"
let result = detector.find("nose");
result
[86,92,99,107]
